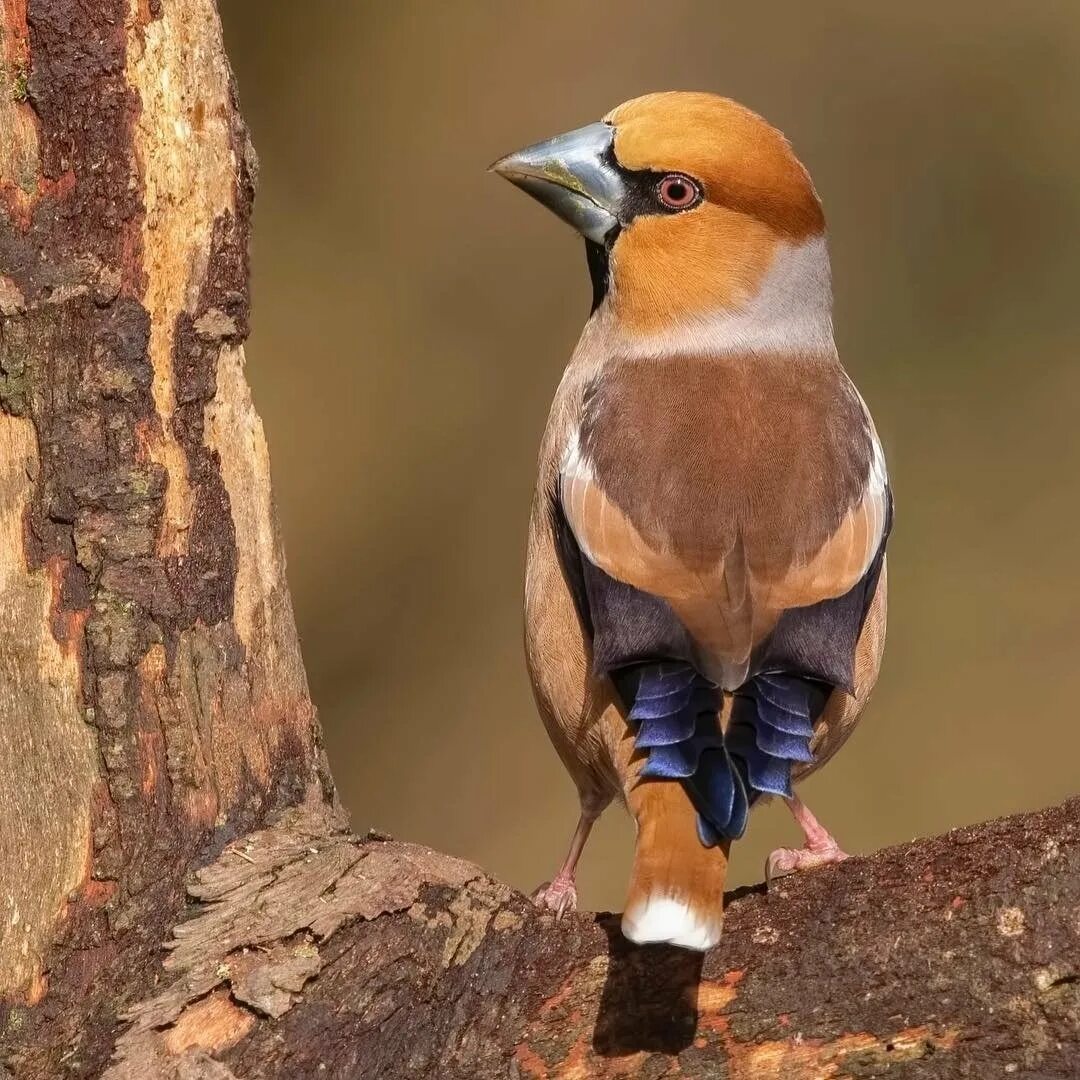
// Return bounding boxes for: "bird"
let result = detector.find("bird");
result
[491,92,891,951]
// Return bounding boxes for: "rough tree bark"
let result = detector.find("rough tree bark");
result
[0,3,1076,1079]
[0,0,330,1074]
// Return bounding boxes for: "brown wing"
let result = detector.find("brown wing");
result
[562,352,887,689]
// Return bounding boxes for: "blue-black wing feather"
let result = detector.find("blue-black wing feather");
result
[550,489,890,845]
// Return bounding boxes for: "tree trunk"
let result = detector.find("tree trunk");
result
[0,1,331,1075]
[0,4,1077,1079]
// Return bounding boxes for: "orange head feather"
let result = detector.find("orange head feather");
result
[604,92,825,334]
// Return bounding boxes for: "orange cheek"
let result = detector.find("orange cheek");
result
[609,205,779,335]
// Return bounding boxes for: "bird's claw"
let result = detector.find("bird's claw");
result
[532,875,578,919]
[766,843,848,889]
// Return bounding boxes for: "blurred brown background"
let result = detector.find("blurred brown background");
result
[218,2,1080,910]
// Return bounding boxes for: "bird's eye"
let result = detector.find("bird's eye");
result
[656,174,701,210]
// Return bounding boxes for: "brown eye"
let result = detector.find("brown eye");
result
[657,174,700,210]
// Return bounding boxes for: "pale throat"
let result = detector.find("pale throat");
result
[597,233,836,360]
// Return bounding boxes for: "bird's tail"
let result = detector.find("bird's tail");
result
[622,779,730,951]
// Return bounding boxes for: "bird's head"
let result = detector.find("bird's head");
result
[492,92,829,349]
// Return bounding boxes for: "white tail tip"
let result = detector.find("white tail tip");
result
[621,894,722,952]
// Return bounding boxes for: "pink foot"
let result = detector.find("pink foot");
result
[532,874,578,918]
[766,793,850,888]
[532,809,599,918]
[766,839,848,887]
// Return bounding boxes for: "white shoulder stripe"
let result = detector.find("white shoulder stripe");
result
[559,427,599,564]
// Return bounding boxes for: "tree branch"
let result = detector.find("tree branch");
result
[102,797,1080,1079]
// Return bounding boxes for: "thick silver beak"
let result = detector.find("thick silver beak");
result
[490,121,624,244]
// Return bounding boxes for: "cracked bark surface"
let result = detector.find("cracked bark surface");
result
[88,799,1080,1079]
[0,2,1077,1078]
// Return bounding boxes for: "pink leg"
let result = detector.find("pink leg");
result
[765,793,848,887]
[533,811,597,918]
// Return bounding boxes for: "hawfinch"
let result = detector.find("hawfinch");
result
[493,92,890,951]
